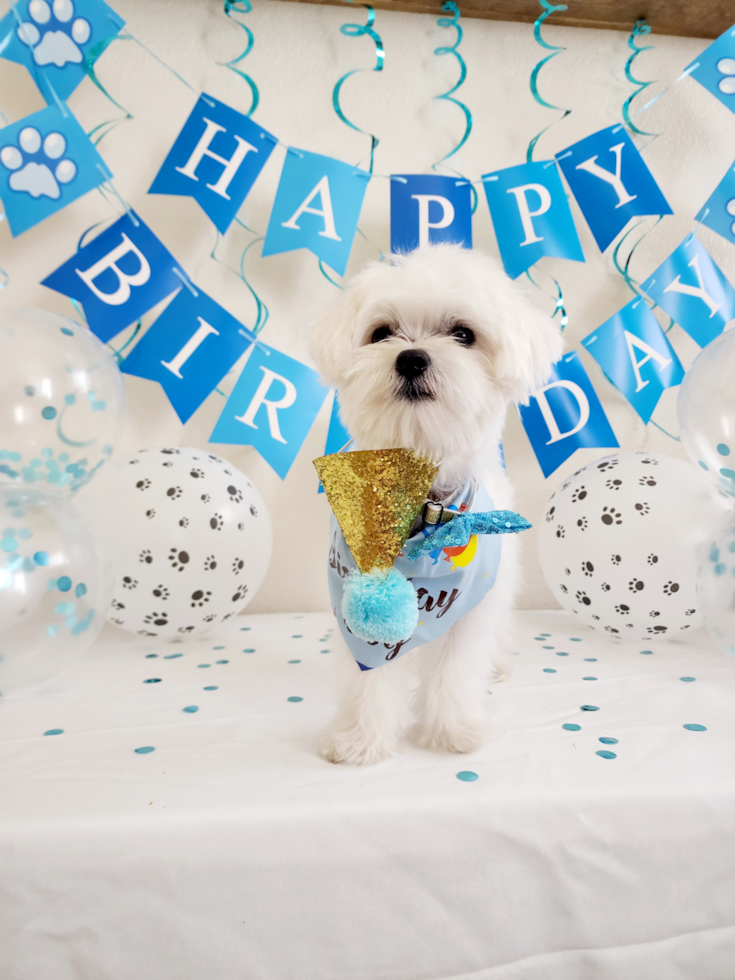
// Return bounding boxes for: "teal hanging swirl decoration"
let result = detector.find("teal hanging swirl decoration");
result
[527,0,571,162]
[211,219,270,334]
[83,35,134,146]
[623,20,656,138]
[525,267,568,332]
[221,0,259,116]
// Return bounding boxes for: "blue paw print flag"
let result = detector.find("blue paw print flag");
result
[262,149,370,276]
[121,286,256,424]
[519,351,619,478]
[318,392,351,493]
[556,126,672,253]
[581,298,684,424]
[695,160,735,247]
[685,25,735,114]
[41,211,184,342]
[390,174,472,252]
[211,343,329,479]
[482,161,584,279]
[0,103,109,236]
[0,0,125,105]
[149,93,276,235]
[642,236,735,348]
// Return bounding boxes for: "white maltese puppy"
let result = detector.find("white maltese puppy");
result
[310,243,562,765]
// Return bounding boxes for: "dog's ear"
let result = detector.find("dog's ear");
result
[309,283,365,388]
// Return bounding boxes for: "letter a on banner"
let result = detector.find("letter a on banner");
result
[581,298,684,423]
[642,235,735,348]
[518,351,619,478]
[149,93,277,234]
[121,286,256,424]
[42,212,185,343]
[390,174,472,252]
[555,126,672,253]
[262,149,370,276]
[482,161,584,279]
[210,344,330,479]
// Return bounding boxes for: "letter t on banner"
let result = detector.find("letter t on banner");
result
[518,351,619,478]
[210,344,330,479]
[390,174,472,252]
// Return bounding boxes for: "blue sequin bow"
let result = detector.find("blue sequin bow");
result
[408,510,532,561]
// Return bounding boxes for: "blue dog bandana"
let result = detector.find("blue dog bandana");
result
[328,480,509,670]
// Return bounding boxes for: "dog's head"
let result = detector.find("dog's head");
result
[310,244,563,468]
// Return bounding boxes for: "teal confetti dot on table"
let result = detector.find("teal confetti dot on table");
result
[145,653,158,659]
[287,696,303,702]
[243,649,255,653]
[683,723,706,731]
[584,658,597,662]
[216,659,229,664]
[44,728,63,736]
[570,638,581,642]
[539,633,551,637]
[543,668,556,673]
[599,736,618,744]
[581,704,599,711]
[596,750,617,759]
[134,746,155,754]
[640,650,653,655]
[33,551,50,566]
[240,627,251,631]
[534,637,545,641]
[292,635,303,638]
[198,664,211,668]
[183,705,199,713]
[57,576,72,592]
[583,676,597,681]
[320,649,330,653]
[717,443,730,456]
[204,686,218,691]
[164,653,183,659]
[143,678,162,684]
[556,652,569,657]
[562,723,581,731]
[456,771,479,781]
[213,646,225,650]
[542,645,554,649]
[41,406,57,420]
[289,659,301,664]
[680,677,696,682]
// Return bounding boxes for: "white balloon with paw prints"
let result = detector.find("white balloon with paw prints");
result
[537,453,729,641]
[91,448,272,638]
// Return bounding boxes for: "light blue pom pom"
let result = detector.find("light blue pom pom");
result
[342,567,418,644]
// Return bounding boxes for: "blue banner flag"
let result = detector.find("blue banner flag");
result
[685,25,735,114]
[390,174,472,253]
[555,125,672,253]
[581,298,684,424]
[0,0,125,105]
[210,343,329,479]
[148,93,276,235]
[519,351,619,478]
[482,160,584,279]
[262,149,370,277]
[0,102,109,236]
[695,160,735,247]
[318,392,351,493]
[642,236,735,348]
[121,286,255,424]
[41,211,184,342]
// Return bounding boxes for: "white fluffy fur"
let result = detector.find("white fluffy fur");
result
[310,244,563,765]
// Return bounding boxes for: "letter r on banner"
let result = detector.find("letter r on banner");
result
[235,367,298,443]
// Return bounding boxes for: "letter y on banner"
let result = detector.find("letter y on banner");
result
[518,351,619,478]
[390,174,472,252]
[210,344,330,479]
[149,93,277,234]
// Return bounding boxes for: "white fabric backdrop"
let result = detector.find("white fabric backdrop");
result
[0,0,733,613]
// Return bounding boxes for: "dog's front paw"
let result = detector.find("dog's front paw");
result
[319,727,395,766]
[413,719,484,755]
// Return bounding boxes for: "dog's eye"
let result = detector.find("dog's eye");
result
[450,325,475,347]
[370,325,393,343]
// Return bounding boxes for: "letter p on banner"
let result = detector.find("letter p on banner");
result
[390,174,472,253]
[210,344,330,479]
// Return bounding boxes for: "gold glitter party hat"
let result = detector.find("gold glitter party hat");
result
[314,449,439,573]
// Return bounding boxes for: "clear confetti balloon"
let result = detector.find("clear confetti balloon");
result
[0,309,125,495]
[678,328,735,499]
[697,508,735,657]
[0,486,112,693]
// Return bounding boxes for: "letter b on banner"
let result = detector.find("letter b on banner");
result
[391,174,472,252]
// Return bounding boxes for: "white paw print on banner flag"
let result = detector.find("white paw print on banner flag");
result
[717,57,735,96]
[0,127,76,200]
[16,0,90,68]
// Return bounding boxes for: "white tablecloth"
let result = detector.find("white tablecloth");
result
[1,611,734,980]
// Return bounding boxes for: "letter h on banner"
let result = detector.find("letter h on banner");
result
[390,174,472,252]
[42,212,186,343]
[149,93,277,234]
[518,351,619,478]
[210,344,330,479]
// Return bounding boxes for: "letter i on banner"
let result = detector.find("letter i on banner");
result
[42,212,185,342]
[482,161,584,279]
[555,126,672,253]
[210,344,330,479]
[642,236,735,348]
[518,351,619,478]
[149,94,277,234]
[390,174,472,252]
[581,298,684,423]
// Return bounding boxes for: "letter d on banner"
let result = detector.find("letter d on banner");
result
[210,344,330,479]
[391,174,472,252]
[518,351,619,478]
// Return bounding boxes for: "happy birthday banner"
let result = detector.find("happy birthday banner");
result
[2,1,735,479]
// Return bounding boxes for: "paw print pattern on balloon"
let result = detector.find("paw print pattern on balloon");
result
[559,583,568,593]
[605,479,623,491]
[571,487,587,503]
[121,576,137,590]
[232,584,249,603]
[556,525,565,539]
[200,494,211,504]
[190,589,211,608]
[639,476,657,487]
[227,485,243,503]
[628,578,644,593]
[647,553,658,565]
[647,624,668,634]
[144,611,168,627]
[639,457,658,466]
[145,509,155,519]
[663,580,680,595]
[576,517,588,531]
[210,513,224,531]
[152,585,169,600]
[16,0,91,68]
[137,479,154,493]
[190,468,204,479]
[249,504,258,518]
[581,561,594,577]
[597,459,618,472]
[544,505,555,522]
[601,506,622,526]
[166,486,183,500]
[611,554,621,565]
[168,548,190,571]
[601,582,611,591]
[575,590,591,606]
[0,126,76,199]
[635,502,650,515]
[179,517,189,528]
[615,603,630,615]
[204,555,217,571]
[685,608,696,616]
[202,613,217,622]
[162,461,173,468]
[649,610,660,618]
[139,549,153,565]
[232,558,245,575]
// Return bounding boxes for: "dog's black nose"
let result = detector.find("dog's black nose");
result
[395,349,430,380]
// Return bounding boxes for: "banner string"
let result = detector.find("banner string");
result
[83,34,134,146]
[526,0,570,163]
[622,19,656,138]
[221,0,259,116]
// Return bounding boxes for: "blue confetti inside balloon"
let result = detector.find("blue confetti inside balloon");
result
[57,576,72,593]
